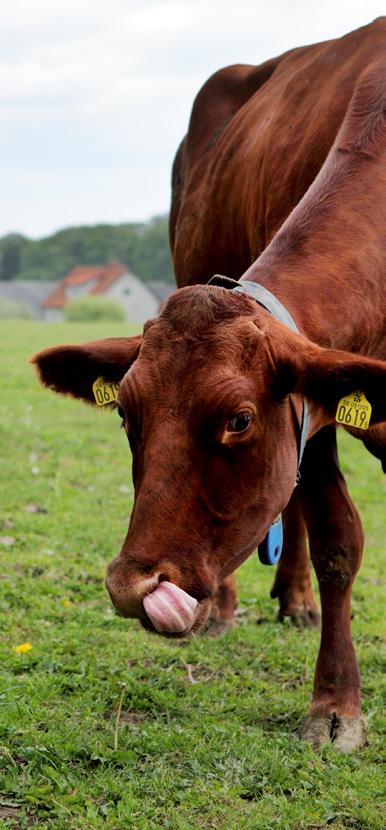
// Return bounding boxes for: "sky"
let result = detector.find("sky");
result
[1,0,385,238]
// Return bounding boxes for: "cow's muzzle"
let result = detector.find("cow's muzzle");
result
[105,556,212,636]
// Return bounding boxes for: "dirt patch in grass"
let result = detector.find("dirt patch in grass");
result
[0,803,37,827]
[104,707,151,724]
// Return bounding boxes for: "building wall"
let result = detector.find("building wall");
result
[43,308,64,322]
[41,271,159,323]
[0,280,61,319]
[106,272,159,323]
[66,279,98,300]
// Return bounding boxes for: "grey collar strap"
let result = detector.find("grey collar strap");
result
[207,275,310,480]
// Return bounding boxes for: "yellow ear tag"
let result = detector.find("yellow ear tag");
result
[336,390,372,430]
[92,376,120,406]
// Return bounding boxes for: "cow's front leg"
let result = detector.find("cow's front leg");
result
[299,426,366,752]
[203,573,237,636]
[270,489,320,627]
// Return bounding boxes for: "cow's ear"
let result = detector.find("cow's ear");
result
[269,328,386,426]
[32,336,142,405]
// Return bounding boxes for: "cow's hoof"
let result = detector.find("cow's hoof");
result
[330,714,367,752]
[299,715,331,748]
[278,607,321,628]
[201,618,234,637]
[299,713,367,752]
[272,582,320,629]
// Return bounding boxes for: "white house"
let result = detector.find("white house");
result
[42,261,160,323]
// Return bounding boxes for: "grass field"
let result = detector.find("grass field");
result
[0,320,385,830]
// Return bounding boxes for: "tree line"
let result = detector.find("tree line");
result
[0,215,174,284]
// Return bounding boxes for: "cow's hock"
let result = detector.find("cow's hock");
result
[143,581,198,634]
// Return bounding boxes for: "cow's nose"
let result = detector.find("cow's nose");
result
[105,555,194,620]
[105,554,214,634]
[105,557,161,618]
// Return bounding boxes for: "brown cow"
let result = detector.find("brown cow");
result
[33,19,386,751]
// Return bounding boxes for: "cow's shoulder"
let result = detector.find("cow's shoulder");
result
[185,56,292,161]
[170,52,300,251]
[338,63,386,159]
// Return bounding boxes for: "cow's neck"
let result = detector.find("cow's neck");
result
[241,134,386,358]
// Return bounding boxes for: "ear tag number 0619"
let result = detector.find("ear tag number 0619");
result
[336,390,372,430]
[92,376,120,406]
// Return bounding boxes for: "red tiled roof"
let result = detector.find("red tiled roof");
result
[42,261,127,309]
[64,265,105,286]
[90,262,127,295]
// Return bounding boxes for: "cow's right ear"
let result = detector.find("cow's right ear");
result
[31,336,142,405]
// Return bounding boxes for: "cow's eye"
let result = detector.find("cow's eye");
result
[117,406,125,419]
[226,411,252,434]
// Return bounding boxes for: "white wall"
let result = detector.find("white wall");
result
[42,271,159,323]
[66,279,98,300]
[106,272,159,323]
[44,308,64,322]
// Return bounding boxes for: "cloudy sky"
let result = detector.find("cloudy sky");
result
[1,0,385,238]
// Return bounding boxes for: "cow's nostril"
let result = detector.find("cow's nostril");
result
[138,562,158,576]
[189,585,214,602]
[157,573,169,584]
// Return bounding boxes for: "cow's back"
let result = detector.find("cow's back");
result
[171,17,386,286]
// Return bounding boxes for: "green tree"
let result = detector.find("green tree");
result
[0,234,27,280]
[0,216,175,284]
[130,215,174,282]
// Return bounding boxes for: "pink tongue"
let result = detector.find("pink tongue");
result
[143,581,198,634]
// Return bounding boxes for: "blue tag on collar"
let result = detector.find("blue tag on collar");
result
[258,515,283,565]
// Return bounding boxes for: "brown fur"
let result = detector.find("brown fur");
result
[33,20,386,749]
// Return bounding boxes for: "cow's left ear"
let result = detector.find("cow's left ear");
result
[32,335,142,405]
[270,330,386,426]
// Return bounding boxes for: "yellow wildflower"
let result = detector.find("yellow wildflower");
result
[13,642,32,654]
[62,599,72,608]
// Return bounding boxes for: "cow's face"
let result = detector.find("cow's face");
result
[33,285,386,636]
[106,289,300,633]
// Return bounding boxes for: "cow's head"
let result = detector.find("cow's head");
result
[33,285,386,636]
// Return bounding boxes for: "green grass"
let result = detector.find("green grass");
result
[0,320,385,830]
